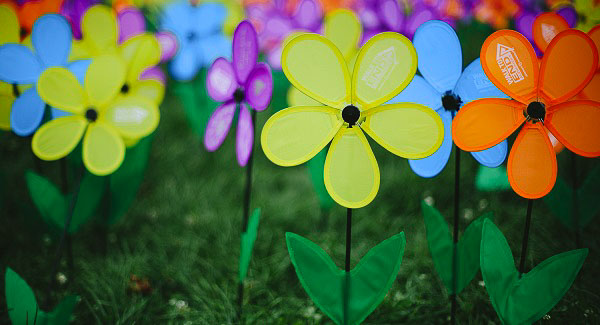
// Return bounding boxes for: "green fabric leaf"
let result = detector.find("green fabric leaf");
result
[108,136,153,225]
[307,148,334,211]
[25,170,68,230]
[43,295,79,325]
[239,208,261,282]
[286,232,405,325]
[578,165,600,227]
[456,212,493,294]
[5,267,40,325]
[69,172,105,233]
[543,175,574,229]
[481,220,588,324]
[475,165,510,192]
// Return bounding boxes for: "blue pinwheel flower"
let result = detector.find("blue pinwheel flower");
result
[388,20,509,178]
[0,13,89,136]
[160,0,232,81]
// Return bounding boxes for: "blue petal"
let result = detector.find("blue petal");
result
[408,109,453,178]
[386,75,442,110]
[197,34,231,68]
[160,0,192,36]
[413,20,462,93]
[193,2,226,36]
[51,107,70,119]
[32,14,72,67]
[67,59,91,85]
[0,44,42,84]
[470,140,508,168]
[454,58,509,105]
[169,45,199,81]
[10,87,46,136]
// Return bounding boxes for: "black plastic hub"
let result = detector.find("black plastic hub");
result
[441,91,462,112]
[233,88,245,103]
[85,108,98,122]
[120,83,130,94]
[526,101,545,122]
[342,105,360,126]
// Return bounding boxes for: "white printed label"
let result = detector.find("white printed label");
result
[361,46,398,90]
[114,107,148,124]
[496,43,528,85]
[541,23,557,43]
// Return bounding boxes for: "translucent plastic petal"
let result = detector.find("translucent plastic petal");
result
[532,13,569,53]
[413,20,462,93]
[32,116,86,160]
[386,75,442,111]
[192,2,227,37]
[204,101,236,152]
[539,30,598,104]
[292,0,322,30]
[119,34,161,84]
[324,9,362,60]
[236,103,254,166]
[352,32,417,110]
[589,25,600,66]
[103,95,159,139]
[66,59,91,85]
[0,44,42,84]
[546,100,600,157]
[556,6,577,28]
[232,20,258,84]
[408,109,453,178]
[159,0,190,36]
[83,121,125,176]
[169,45,199,82]
[117,7,145,43]
[85,55,126,108]
[282,34,351,109]
[37,67,86,114]
[156,31,178,62]
[480,30,538,104]
[261,106,342,166]
[206,58,237,102]
[0,92,12,130]
[10,87,45,136]
[245,63,273,111]
[0,4,19,44]
[471,140,508,168]
[197,34,231,67]
[32,14,72,67]
[507,124,557,199]
[130,79,165,104]
[579,73,600,102]
[453,99,525,151]
[377,0,404,32]
[287,86,321,107]
[82,5,117,54]
[324,127,379,208]
[454,58,509,105]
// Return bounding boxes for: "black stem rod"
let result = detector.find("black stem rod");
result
[518,199,534,276]
[450,146,461,325]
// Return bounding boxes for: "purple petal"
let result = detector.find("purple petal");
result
[140,66,166,84]
[244,63,272,111]
[377,0,404,32]
[157,31,178,62]
[514,11,536,42]
[556,6,577,28]
[266,45,283,70]
[292,0,323,30]
[118,7,146,43]
[233,20,259,84]
[236,103,254,167]
[404,6,437,39]
[204,101,236,152]
[206,58,237,102]
[60,0,100,39]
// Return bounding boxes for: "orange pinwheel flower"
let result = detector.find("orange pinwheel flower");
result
[452,29,600,199]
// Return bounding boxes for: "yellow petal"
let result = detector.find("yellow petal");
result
[324,9,362,61]
[352,32,417,110]
[83,121,125,176]
[85,55,126,108]
[261,106,342,166]
[282,34,351,109]
[130,79,165,104]
[82,4,118,55]
[0,90,13,130]
[68,40,91,61]
[0,4,19,44]
[286,86,321,107]
[32,116,87,160]
[324,127,380,208]
[361,103,444,158]
[37,67,86,114]
[102,95,159,139]
[119,34,161,84]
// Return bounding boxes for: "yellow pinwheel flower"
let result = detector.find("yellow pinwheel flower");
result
[32,55,159,176]
[261,32,444,208]
[0,4,21,130]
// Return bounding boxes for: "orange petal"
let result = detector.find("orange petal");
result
[507,124,557,199]
[533,13,569,52]
[589,25,600,67]
[539,30,598,104]
[480,30,538,104]
[579,72,600,101]
[452,98,525,151]
[546,100,600,157]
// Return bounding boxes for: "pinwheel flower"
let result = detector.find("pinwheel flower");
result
[0,13,88,136]
[32,55,159,176]
[453,30,600,199]
[262,32,444,208]
[159,0,231,81]
[515,7,576,55]
[203,21,273,167]
[60,0,100,39]
[388,20,508,178]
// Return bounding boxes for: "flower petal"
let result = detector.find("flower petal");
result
[454,58,509,105]
[589,25,600,66]
[287,86,321,106]
[103,95,159,139]
[282,34,351,109]
[470,140,508,168]
[324,127,379,208]
[236,103,254,166]
[160,0,191,35]
[232,20,258,84]
[0,4,20,44]
[413,20,462,93]
[452,98,525,151]
[292,0,323,30]
[532,13,569,53]
[579,72,600,102]
[130,79,165,104]
[82,5,117,54]
[140,66,166,85]
[386,75,442,111]
[83,121,125,176]
[66,59,91,85]
[480,30,538,104]
[324,9,362,60]
[0,44,42,83]
[408,109,453,178]
[31,115,86,160]
[206,58,237,102]
[545,100,600,157]
[117,7,146,43]
[507,124,557,199]
[85,55,126,107]
[377,0,404,32]
[245,63,273,111]
[10,87,46,136]
[261,106,342,166]
[169,45,199,81]
[556,6,578,28]
[352,32,417,110]
[361,103,444,158]
[156,31,178,62]
[37,67,86,114]
[204,101,236,152]
[119,34,161,85]
[0,94,12,130]
[539,30,598,104]
[197,34,231,67]
[32,14,72,67]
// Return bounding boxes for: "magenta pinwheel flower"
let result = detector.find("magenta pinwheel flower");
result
[203,20,273,166]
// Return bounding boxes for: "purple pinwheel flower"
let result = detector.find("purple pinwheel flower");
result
[204,21,273,166]
[60,0,100,39]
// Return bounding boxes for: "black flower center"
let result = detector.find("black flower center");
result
[85,107,98,122]
[20,27,26,38]
[525,101,545,123]
[12,83,20,97]
[233,88,245,103]
[441,91,462,113]
[342,105,360,127]
[120,83,130,94]
[187,31,198,42]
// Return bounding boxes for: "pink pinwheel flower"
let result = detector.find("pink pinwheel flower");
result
[204,20,273,166]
